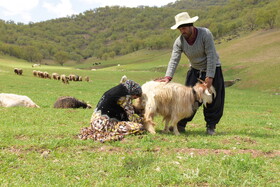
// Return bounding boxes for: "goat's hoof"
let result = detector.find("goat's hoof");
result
[174,132,180,136]
[146,126,156,134]
[161,129,170,134]
[147,129,156,134]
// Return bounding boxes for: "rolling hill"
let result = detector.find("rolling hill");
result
[0,29,279,93]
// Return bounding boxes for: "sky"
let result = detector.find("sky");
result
[0,0,177,24]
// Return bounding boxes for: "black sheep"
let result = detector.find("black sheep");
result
[54,96,91,109]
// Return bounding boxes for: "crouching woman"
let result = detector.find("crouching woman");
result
[78,80,145,142]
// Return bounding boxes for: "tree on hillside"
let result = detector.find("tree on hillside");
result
[0,0,279,63]
[23,46,43,62]
[245,10,258,31]
[262,6,278,29]
[54,51,69,66]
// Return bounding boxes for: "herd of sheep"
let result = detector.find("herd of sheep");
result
[0,67,93,109]
[14,67,91,84]
[32,70,90,84]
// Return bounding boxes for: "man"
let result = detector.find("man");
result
[157,12,225,135]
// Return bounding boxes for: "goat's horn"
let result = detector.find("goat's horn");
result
[197,78,205,83]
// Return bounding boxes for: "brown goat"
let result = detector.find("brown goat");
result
[52,73,60,80]
[84,76,90,82]
[14,68,23,75]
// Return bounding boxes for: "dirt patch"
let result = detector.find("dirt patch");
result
[5,145,280,158]
[14,134,29,140]
[73,145,279,158]
[222,136,257,145]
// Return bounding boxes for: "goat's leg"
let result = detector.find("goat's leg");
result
[143,115,156,134]
[171,120,180,135]
[173,124,180,135]
[163,119,171,133]
[144,121,156,134]
[143,111,157,134]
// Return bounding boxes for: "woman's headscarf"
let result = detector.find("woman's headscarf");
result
[122,80,142,96]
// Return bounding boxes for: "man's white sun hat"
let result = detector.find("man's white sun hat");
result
[171,12,199,30]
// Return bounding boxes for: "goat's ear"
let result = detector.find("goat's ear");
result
[204,88,212,96]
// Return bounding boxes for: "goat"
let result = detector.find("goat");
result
[52,73,60,80]
[134,81,216,135]
[84,76,90,82]
[68,74,75,81]
[14,68,23,75]
[43,71,51,79]
[37,71,44,78]
[0,93,40,108]
[61,74,69,84]
[53,96,92,109]
[33,70,38,77]
[32,64,41,67]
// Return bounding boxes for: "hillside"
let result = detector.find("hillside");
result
[0,29,279,93]
[0,0,279,64]
[87,29,280,93]
[217,29,280,92]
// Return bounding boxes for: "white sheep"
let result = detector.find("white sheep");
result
[0,93,40,108]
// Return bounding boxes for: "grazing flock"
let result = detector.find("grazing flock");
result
[1,67,92,109]
[32,70,90,84]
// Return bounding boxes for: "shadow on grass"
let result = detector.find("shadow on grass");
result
[153,127,278,139]
[156,129,208,137]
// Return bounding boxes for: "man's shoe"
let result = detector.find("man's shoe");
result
[178,125,186,133]
[206,127,215,135]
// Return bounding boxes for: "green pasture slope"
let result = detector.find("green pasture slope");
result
[0,30,279,186]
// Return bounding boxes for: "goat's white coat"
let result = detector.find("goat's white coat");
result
[134,81,216,135]
[0,93,40,108]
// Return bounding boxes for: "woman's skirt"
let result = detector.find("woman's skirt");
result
[78,111,145,142]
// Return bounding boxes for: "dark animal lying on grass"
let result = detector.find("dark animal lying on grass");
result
[53,96,92,109]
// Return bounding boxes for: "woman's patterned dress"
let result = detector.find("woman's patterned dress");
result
[78,96,144,142]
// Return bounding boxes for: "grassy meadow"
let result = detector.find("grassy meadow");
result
[0,30,279,186]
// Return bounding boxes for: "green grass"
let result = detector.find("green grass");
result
[0,30,279,186]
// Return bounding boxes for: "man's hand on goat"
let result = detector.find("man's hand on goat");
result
[154,76,172,83]
[205,77,213,88]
